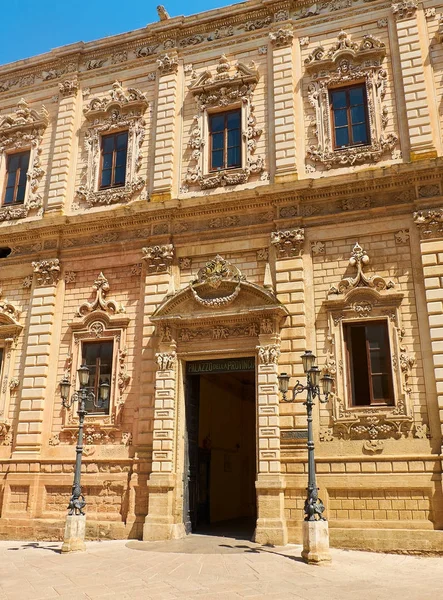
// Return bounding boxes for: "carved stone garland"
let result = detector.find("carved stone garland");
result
[305,31,399,170]
[191,254,245,308]
[184,55,266,191]
[0,98,49,221]
[76,81,148,208]
[322,243,420,449]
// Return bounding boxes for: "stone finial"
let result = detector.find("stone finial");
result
[77,272,124,316]
[157,5,170,20]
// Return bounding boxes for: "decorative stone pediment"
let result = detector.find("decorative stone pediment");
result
[188,55,259,110]
[76,82,147,209]
[152,255,288,333]
[83,81,148,118]
[305,31,386,71]
[328,243,395,296]
[305,31,399,170]
[76,272,125,317]
[0,98,49,222]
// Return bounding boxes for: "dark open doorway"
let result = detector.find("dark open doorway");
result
[184,358,256,539]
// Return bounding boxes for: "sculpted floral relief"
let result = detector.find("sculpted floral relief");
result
[0,98,49,221]
[304,31,399,170]
[76,81,148,208]
[184,55,265,191]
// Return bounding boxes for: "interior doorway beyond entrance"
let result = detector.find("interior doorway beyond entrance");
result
[184,358,256,538]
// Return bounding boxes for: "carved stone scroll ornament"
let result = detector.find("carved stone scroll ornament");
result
[271,229,305,258]
[413,208,443,239]
[0,289,20,324]
[305,31,399,170]
[156,351,176,371]
[32,259,60,286]
[190,255,245,308]
[185,55,265,191]
[257,344,281,364]
[0,99,49,221]
[142,244,174,273]
[77,272,124,316]
[329,243,394,295]
[76,81,148,208]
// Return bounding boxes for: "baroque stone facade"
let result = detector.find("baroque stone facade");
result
[0,0,442,553]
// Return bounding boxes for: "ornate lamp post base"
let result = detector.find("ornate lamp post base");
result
[301,520,331,565]
[61,514,87,553]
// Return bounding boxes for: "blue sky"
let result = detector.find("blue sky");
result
[1,0,236,66]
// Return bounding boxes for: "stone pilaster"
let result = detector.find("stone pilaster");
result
[152,54,180,202]
[391,3,440,160]
[47,79,80,211]
[254,342,287,546]
[413,209,443,444]
[14,259,61,454]
[269,29,297,182]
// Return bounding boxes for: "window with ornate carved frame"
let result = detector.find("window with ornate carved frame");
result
[63,273,130,435]
[75,81,148,209]
[184,55,266,191]
[321,243,417,448]
[0,291,23,446]
[0,99,48,222]
[304,31,399,170]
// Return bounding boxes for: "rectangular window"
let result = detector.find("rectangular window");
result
[330,85,369,149]
[3,151,30,205]
[209,110,241,171]
[81,340,113,414]
[100,131,128,189]
[345,321,394,407]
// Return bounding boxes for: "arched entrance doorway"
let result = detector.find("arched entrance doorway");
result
[143,256,289,545]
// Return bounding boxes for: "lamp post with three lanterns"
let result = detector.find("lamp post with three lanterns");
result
[59,364,110,553]
[278,350,333,565]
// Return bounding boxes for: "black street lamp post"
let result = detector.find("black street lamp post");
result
[278,351,333,522]
[59,365,110,516]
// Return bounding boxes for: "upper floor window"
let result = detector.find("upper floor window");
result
[3,151,30,205]
[344,321,394,407]
[81,340,113,414]
[100,132,128,189]
[330,85,369,149]
[209,110,241,171]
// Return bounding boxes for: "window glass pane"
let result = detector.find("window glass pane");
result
[115,150,127,168]
[212,133,224,151]
[347,324,371,406]
[350,105,365,125]
[101,169,112,188]
[102,135,115,153]
[366,323,393,403]
[211,150,224,169]
[16,185,26,203]
[227,111,240,128]
[334,109,348,127]
[114,166,126,185]
[349,86,364,105]
[103,153,113,170]
[20,152,30,170]
[18,167,28,187]
[210,115,225,132]
[8,154,19,172]
[335,127,349,147]
[227,146,240,167]
[352,124,368,145]
[6,170,16,188]
[227,129,240,147]
[4,187,14,204]
[82,341,113,414]
[117,132,128,150]
[332,90,347,109]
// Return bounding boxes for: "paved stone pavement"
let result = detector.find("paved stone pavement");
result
[0,536,442,600]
